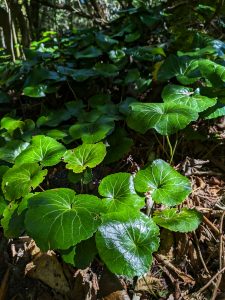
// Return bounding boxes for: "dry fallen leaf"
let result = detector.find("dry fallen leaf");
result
[25,251,70,294]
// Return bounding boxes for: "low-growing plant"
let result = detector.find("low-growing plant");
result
[0,2,224,278]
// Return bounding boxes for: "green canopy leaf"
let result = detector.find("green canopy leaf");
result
[98,173,144,212]
[15,135,66,167]
[162,84,217,112]
[127,102,198,135]
[96,211,160,277]
[2,163,47,201]
[63,142,106,173]
[134,159,191,206]
[25,188,103,250]
[153,208,202,232]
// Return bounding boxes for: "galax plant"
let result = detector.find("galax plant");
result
[0,4,224,277]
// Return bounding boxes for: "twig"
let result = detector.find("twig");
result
[155,254,195,284]
[211,212,225,300]
[202,215,225,241]
[193,232,210,275]
[196,266,225,295]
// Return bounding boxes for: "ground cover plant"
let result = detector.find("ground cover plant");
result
[0,1,225,299]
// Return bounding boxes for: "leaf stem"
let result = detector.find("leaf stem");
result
[166,135,178,165]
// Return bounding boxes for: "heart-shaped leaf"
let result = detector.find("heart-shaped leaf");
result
[63,142,106,173]
[162,84,217,112]
[2,163,47,201]
[127,102,198,135]
[25,188,103,250]
[96,211,160,277]
[134,159,191,206]
[75,46,102,59]
[94,63,119,77]
[198,59,225,87]
[157,55,199,84]
[69,118,114,144]
[153,208,202,232]
[15,135,66,167]
[0,140,30,163]
[98,173,144,212]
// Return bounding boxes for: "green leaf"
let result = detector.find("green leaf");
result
[134,159,191,206]
[63,142,106,173]
[15,135,66,167]
[74,236,97,269]
[95,32,118,50]
[75,46,102,59]
[98,173,144,212]
[2,163,47,201]
[25,189,103,250]
[157,55,199,84]
[1,117,24,135]
[125,31,141,42]
[60,247,76,266]
[94,63,119,77]
[203,102,225,119]
[69,117,114,144]
[0,196,7,216]
[1,201,26,238]
[109,50,126,63]
[96,211,160,277]
[198,59,225,87]
[104,128,133,164]
[124,69,140,84]
[23,85,48,98]
[0,140,29,163]
[153,208,202,232]
[127,102,198,135]
[162,84,217,112]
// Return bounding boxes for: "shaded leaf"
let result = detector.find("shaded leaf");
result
[2,163,47,201]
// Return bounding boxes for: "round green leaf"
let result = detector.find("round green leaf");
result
[15,135,66,167]
[96,211,160,277]
[127,102,198,135]
[153,208,202,232]
[134,159,191,206]
[25,188,103,250]
[69,119,114,144]
[94,63,119,77]
[2,163,47,201]
[23,85,48,98]
[162,84,217,112]
[98,173,144,212]
[157,54,199,84]
[63,142,106,173]
[0,140,29,163]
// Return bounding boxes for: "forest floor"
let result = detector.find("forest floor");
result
[0,119,224,300]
